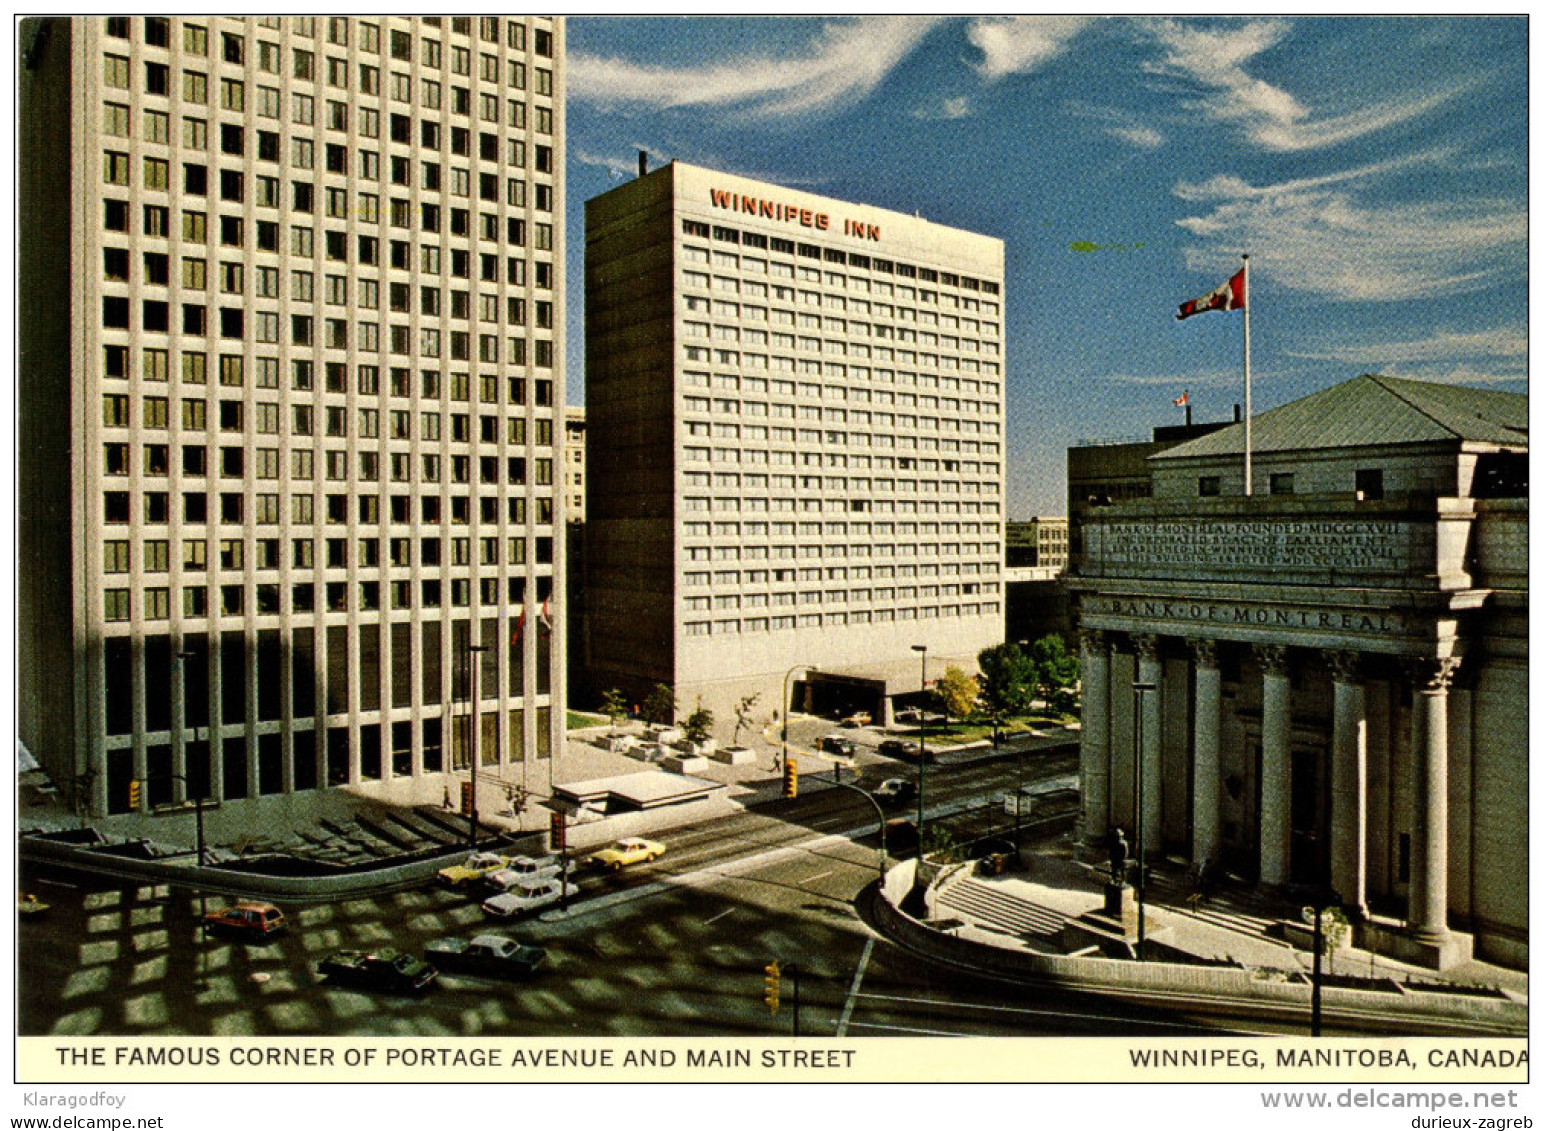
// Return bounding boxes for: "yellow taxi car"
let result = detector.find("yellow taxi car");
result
[435,851,512,889]
[587,837,666,871]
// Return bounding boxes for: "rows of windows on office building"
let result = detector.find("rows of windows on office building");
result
[672,219,1004,638]
[85,15,563,805]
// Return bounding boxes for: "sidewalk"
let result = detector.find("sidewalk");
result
[932,847,1527,999]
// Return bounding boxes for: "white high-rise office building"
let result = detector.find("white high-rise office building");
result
[585,161,1006,724]
[19,15,566,818]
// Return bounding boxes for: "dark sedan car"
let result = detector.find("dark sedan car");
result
[877,739,934,763]
[425,934,546,979]
[317,949,437,992]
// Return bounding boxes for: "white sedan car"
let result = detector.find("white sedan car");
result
[481,877,570,918]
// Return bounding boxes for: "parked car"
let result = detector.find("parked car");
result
[317,949,437,992]
[819,735,857,758]
[894,708,923,725]
[203,901,287,941]
[839,711,873,728]
[436,851,512,889]
[587,837,666,871]
[481,877,571,919]
[872,778,917,805]
[424,933,546,978]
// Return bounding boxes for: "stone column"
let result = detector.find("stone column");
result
[1136,634,1163,857]
[1327,650,1367,913]
[1078,629,1111,842]
[1256,644,1292,886]
[1191,639,1222,869]
[1408,657,1459,941]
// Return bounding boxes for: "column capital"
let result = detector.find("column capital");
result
[1255,643,1289,678]
[1078,628,1107,653]
[1135,633,1162,664]
[1325,649,1362,684]
[1190,638,1219,670]
[1405,656,1461,694]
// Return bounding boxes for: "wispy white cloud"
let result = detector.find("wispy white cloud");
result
[1175,171,1527,302]
[1286,327,1528,365]
[1096,368,1242,389]
[967,16,1094,79]
[1063,100,1165,150]
[569,17,941,117]
[1106,125,1163,149]
[1143,18,1461,152]
[912,95,973,121]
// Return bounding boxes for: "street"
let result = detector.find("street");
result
[16,747,1482,1039]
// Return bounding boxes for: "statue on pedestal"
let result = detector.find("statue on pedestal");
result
[1106,827,1131,888]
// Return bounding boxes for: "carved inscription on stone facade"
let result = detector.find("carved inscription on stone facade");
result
[1085,595,1406,636]
[1094,521,1406,572]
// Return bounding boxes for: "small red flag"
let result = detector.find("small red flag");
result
[1177,269,1245,320]
[1173,390,1188,407]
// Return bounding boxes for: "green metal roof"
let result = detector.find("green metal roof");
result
[1151,374,1528,460]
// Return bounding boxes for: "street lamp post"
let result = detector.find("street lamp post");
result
[1132,680,1156,960]
[912,645,929,851]
[819,773,888,878]
[466,643,488,847]
[176,650,208,874]
[781,663,818,771]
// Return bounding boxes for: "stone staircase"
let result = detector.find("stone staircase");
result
[936,876,1069,943]
[1142,868,1285,945]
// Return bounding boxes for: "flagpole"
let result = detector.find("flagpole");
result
[1242,254,1252,497]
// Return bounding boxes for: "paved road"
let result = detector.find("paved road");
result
[18,748,1476,1039]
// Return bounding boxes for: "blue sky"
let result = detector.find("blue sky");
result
[561,17,1528,517]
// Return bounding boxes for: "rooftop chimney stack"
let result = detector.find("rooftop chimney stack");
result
[638,150,648,178]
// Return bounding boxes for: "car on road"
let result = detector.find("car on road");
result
[317,949,437,992]
[884,817,921,855]
[587,837,666,871]
[436,851,512,888]
[839,711,873,728]
[819,735,857,758]
[872,778,917,805]
[481,877,571,918]
[878,738,934,763]
[485,854,562,886]
[424,933,546,979]
[202,901,287,941]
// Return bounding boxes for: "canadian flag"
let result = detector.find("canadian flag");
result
[511,604,528,644]
[1176,269,1246,320]
[538,597,553,634]
[1173,390,1188,407]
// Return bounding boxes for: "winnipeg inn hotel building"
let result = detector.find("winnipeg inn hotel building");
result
[583,162,1006,724]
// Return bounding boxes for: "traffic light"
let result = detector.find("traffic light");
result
[781,757,798,799]
[128,780,141,809]
[549,810,567,852]
[763,960,781,1015]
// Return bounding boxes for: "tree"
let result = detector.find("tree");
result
[599,688,628,733]
[935,665,980,722]
[1030,634,1080,712]
[641,683,676,726]
[683,701,714,745]
[977,642,1036,722]
[732,692,761,745]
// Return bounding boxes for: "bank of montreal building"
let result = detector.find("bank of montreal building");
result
[19,15,568,819]
[1069,375,1527,968]
[584,162,1006,723]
